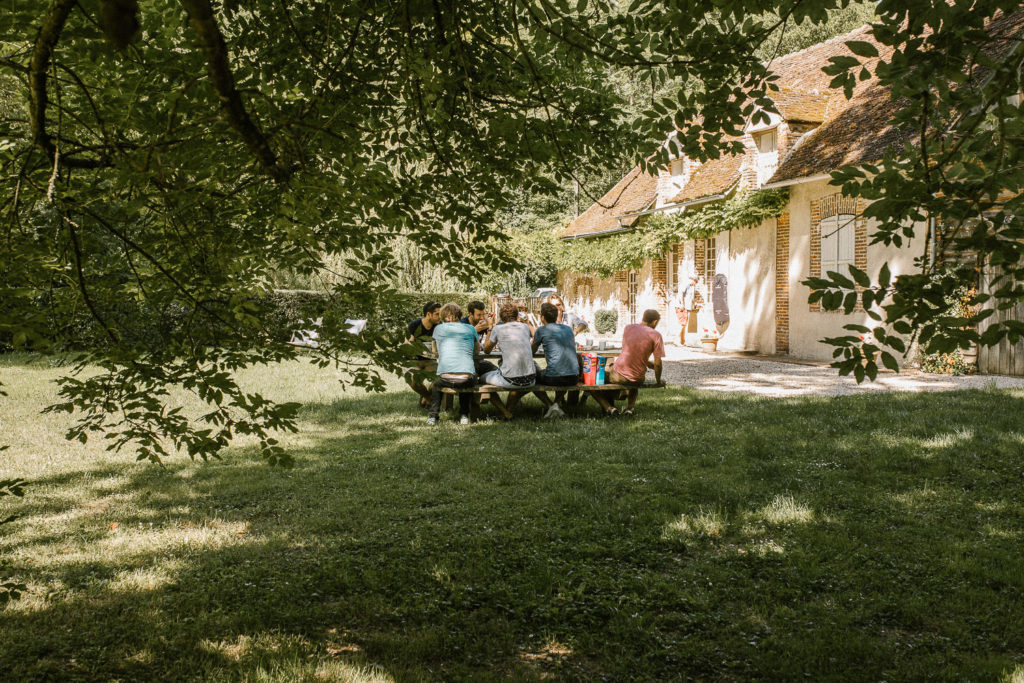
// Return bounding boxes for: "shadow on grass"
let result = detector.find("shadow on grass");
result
[2,388,1024,680]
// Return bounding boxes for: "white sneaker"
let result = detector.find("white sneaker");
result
[426,416,437,426]
[544,404,565,419]
[459,415,470,425]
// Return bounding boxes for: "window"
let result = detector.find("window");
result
[756,129,778,186]
[756,129,777,153]
[820,213,856,272]
[705,237,716,277]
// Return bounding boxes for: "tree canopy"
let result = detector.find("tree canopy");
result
[2,0,1023,460]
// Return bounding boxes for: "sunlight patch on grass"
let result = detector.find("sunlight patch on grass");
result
[97,520,253,556]
[749,539,785,556]
[520,637,574,666]
[109,564,180,592]
[891,485,940,508]
[919,428,975,451]
[753,495,815,525]
[248,658,394,683]
[1004,663,1024,683]
[663,507,727,539]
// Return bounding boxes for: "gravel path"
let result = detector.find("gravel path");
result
[660,344,1024,397]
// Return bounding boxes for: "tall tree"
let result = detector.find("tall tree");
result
[2,0,1022,461]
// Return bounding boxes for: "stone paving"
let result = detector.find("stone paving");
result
[659,344,1024,397]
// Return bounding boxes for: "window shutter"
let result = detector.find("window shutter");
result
[820,216,838,269]
[837,214,855,263]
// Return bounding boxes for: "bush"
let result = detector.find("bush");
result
[920,348,974,375]
[594,309,618,334]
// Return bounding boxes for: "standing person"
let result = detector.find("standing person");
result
[546,295,588,336]
[674,275,699,345]
[608,309,666,416]
[482,303,537,397]
[460,300,498,376]
[427,303,481,426]
[405,301,441,406]
[532,302,582,418]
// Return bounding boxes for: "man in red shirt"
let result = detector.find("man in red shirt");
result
[608,309,666,415]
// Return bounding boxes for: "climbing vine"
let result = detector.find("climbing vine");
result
[555,188,789,276]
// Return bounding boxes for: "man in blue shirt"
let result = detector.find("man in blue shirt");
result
[532,302,581,418]
[427,303,481,426]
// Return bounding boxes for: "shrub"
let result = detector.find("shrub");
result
[920,348,974,375]
[594,309,618,334]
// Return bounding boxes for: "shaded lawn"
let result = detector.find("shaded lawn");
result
[1,355,1023,681]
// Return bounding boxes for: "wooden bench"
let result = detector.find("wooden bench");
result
[438,382,665,420]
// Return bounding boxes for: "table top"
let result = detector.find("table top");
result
[420,348,621,361]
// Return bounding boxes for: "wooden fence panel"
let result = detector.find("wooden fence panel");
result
[978,266,1024,376]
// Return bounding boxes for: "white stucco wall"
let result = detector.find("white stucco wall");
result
[786,179,922,363]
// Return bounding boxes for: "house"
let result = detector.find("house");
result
[558,17,1024,373]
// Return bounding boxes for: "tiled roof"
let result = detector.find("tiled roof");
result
[770,88,830,123]
[670,153,743,203]
[562,166,658,238]
[770,10,1024,184]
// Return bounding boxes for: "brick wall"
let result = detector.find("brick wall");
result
[614,269,629,331]
[694,239,707,282]
[808,193,866,313]
[775,212,790,354]
[652,257,668,318]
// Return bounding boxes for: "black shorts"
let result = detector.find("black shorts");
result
[536,372,579,387]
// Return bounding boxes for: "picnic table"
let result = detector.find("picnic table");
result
[438,380,664,420]
[416,347,664,419]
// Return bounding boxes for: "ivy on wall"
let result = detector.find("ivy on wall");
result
[555,188,789,276]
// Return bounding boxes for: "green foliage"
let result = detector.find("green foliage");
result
[594,308,619,334]
[804,3,1024,381]
[557,189,789,276]
[0,475,27,608]
[3,0,1023,458]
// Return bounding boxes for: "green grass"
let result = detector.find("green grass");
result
[1,353,1024,681]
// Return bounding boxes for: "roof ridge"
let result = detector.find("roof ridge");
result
[766,22,874,66]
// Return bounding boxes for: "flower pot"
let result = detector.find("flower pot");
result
[701,339,718,352]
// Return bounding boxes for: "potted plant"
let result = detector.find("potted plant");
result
[699,326,720,352]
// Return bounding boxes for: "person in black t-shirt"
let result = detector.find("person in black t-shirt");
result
[459,300,498,376]
[407,301,441,343]
[405,301,441,405]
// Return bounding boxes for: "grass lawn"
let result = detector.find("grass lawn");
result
[1,354,1024,681]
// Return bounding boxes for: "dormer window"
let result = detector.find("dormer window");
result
[756,129,777,153]
[755,129,779,185]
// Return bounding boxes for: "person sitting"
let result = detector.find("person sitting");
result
[427,303,481,426]
[607,308,666,416]
[532,302,582,418]
[405,301,441,406]
[547,294,588,336]
[481,303,538,411]
[460,299,498,376]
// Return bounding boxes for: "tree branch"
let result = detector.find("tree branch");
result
[28,0,107,168]
[178,0,289,181]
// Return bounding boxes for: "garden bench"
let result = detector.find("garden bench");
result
[438,382,665,420]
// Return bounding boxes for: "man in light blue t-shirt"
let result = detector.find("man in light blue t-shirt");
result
[532,302,581,418]
[428,303,481,425]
